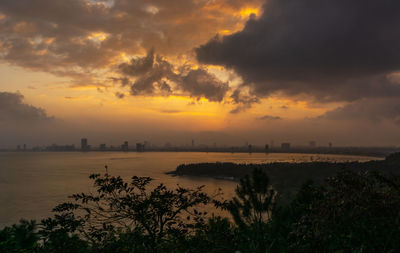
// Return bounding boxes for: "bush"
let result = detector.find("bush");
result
[40,169,211,252]
[2,165,400,252]
[288,170,400,252]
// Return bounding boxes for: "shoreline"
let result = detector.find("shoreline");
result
[0,150,389,158]
[168,155,400,199]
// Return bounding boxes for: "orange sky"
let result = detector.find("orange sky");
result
[1,0,400,147]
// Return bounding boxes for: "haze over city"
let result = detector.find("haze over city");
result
[2,0,400,148]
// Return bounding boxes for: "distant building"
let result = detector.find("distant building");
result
[309,141,316,148]
[248,144,252,153]
[136,143,144,152]
[122,141,129,151]
[192,139,195,147]
[32,146,42,152]
[46,144,75,151]
[281,142,291,150]
[265,144,269,152]
[99,144,106,151]
[23,144,26,151]
[329,142,333,148]
[81,138,88,151]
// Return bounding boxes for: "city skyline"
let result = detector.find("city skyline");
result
[7,136,398,158]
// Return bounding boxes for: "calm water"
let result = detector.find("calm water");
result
[0,152,379,227]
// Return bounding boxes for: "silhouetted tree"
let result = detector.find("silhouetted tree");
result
[227,168,277,252]
[0,220,38,253]
[289,170,400,252]
[229,168,276,227]
[3,162,400,252]
[40,169,211,252]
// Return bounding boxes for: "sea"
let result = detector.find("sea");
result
[0,151,380,228]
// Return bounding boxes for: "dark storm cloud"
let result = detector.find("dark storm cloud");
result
[180,69,229,102]
[119,49,155,77]
[0,92,53,122]
[196,0,400,102]
[321,98,400,125]
[229,89,259,114]
[120,51,177,96]
[118,51,229,102]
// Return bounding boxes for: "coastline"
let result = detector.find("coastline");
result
[168,155,400,200]
[0,148,397,158]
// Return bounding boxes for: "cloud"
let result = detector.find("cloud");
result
[115,92,125,99]
[159,109,181,114]
[119,48,155,76]
[180,69,229,102]
[109,77,131,87]
[118,50,229,102]
[257,115,282,120]
[0,91,53,122]
[0,0,263,85]
[320,98,400,125]
[229,88,259,113]
[196,0,400,102]
[119,51,176,96]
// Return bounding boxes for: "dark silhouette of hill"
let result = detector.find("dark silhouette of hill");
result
[172,153,400,200]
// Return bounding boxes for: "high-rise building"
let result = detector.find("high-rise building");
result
[136,143,144,152]
[281,142,291,150]
[122,141,129,151]
[81,138,88,150]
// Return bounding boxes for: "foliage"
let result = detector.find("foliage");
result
[2,163,400,252]
[385,152,400,162]
[40,169,211,252]
[229,168,276,226]
[288,170,400,252]
[0,219,38,253]
[224,168,277,252]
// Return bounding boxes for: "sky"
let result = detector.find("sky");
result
[1,0,400,148]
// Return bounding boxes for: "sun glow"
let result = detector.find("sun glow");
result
[238,7,260,18]
[87,32,109,42]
